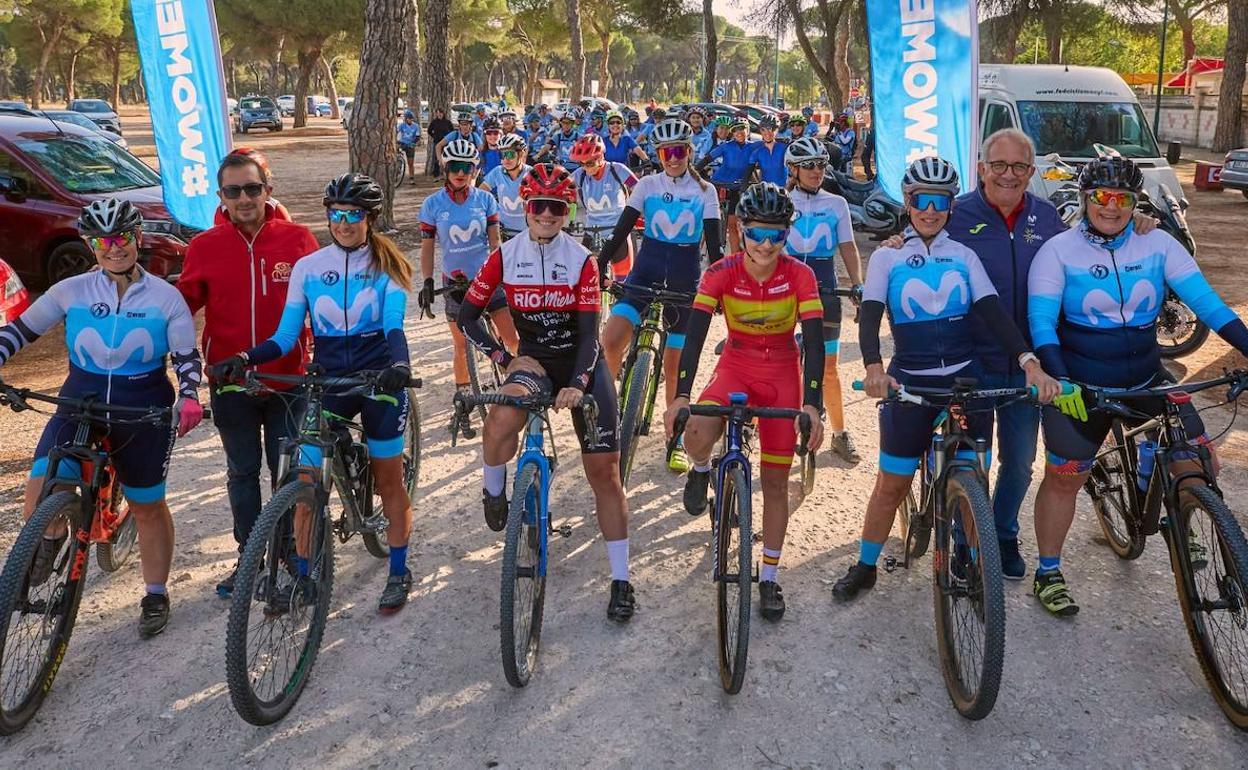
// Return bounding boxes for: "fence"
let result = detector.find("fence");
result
[1152,93,1248,150]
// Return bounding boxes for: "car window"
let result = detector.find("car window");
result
[15,136,159,193]
[241,99,274,110]
[46,112,99,131]
[0,150,51,199]
[983,102,1014,136]
[71,100,111,112]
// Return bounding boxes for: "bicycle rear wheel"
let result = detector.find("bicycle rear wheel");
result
[96,482,137,573]
[618,348,654,488]
[800,451,815,496]
[1085,424,1146,560]
[0,491,87,735]
[500,462,546,687]
[1169,485,1248,729]
[895,487,928,563]
[933,471,1004,720]
[226,481,334,725]
[466,335,504,423]
[716,463,752,694]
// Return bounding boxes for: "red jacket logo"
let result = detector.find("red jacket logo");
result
[510,287,576,310]
[271,262,292,282]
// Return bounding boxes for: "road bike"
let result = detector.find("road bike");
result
[670,396,811,694]
[1079,371,1248,729]
[0,384,174,734]
[224,367,420,725]
[605,283,694,488]
[450,390,597,688]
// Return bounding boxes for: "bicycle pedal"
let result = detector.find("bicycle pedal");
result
[461,425,477,440]
[558,524,573,538]
[362,514,388,533]
[882,555,899,573]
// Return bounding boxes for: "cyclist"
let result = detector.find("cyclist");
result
[832,157,1060,602]
[801,106,819,136]
[418,139,519,415]
[778,113,808,142]
[397,109,421,185]
[472,103,490,131]
[747,115,788,186]
[569,133,638,282]
[596,118,722,472]
[0,199,204,637]
[537,103,554,128]
[479,133,532,240]
[1027,156,1248,617]
[784,136,864,463]
[214,174,416,614]
[587,108,606,135]
[525,112,547,157]
[434,112,482,163]
[534,110,582,169]
[480,117,504,177]
[602,109,647,167]
[635,107,666,167]
[458,164,634,620]
[684,105,713,163]
[499,109,526,141]
[695,115,753,254]
[828,115,856,174]
[625,110,644,139]
[667,183,826,621]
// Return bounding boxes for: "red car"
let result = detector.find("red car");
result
[0,110,197,288]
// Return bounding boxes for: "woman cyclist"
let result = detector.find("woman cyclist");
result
[434,112,482,164]
[748,115,788,186]
[479,133,531,241]
[0,199,204,637]
[666,183,826,621]
[684,105,713,163]
[596,118,722,472]
[458,164,634,621]
[695,115,753,254]
[479,117,504,177]
[832,157,1060,602]
[214,174,417,614]
[1026,156,1248,617]
[569,133,638,282]
[418,139,519,424]
[602,109,648,168]
[534,110,582,169]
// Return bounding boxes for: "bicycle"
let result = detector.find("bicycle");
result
[1078,370,1248,729]
[605,283,694,488]
[450,390,597,688]
[0,384,175,734]
[423,275,504,437]
[669,396,811,694]
[224,367,420,726]
[854,378,1054,719]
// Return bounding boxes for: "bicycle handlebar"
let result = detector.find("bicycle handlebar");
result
[451,391,599,448]
[851,380,1073,407]
[668,404,813,458]
[1077,370,1248,419]
[0,381,172,424]
[604,283,695,305]
[243,368,422,391]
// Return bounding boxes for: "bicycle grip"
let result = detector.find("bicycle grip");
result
[795,412,812,457]
[852,380,899,398]
[667,407,690,455]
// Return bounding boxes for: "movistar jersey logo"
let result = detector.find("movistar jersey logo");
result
[969,223,987,234]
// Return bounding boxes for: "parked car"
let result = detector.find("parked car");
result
[0,113,195,287]
[227,97,238,115]
[234,96,283,133]
[0,257,30,324]
[277,94,296,115]
[1221,148,1248,201]
[0,100,28,110]
[41,110,129,149]
[67,98,122,136]
[306,96,332,118]
[733,102,784,123]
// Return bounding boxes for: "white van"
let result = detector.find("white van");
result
[978,64,1187,208]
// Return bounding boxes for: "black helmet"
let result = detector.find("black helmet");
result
[757,115,779,131]
[736,182,794,225]
[78,198,143,236]
[323,172,384,211]
[1078,156,1143,193]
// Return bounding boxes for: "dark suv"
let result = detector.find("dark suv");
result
[234,96,284,133]
[0,113,195,287]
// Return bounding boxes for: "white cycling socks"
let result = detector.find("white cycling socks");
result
[760,547,782,583]
[483,462,506,497]
[605,539,629,581]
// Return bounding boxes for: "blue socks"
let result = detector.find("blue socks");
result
[1038,555,1061,574]
[295,556,310,577]
[859,538,884,567]
[389,545,409,576]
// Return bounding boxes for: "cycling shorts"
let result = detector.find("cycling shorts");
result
[1042,369,1209,473]
[316,387,412,461]
[504,357,619,454]
[877,364,993,477]
[610,238,700,348]
[698,356,801,469]
[444,275,506,320]
[399,143,416,159]
[31,369,176,503]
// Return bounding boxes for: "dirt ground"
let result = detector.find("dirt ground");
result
[2,116,1248,766]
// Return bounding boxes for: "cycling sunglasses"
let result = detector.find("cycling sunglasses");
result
[741,225,789,245]
[87,231,136,251]
[446,160,475,175]
[220,182,267,199]
[327,208,368,224]
[526,199,569,217]
[658,144,689,161]
[908,192,953,212]
[791,159,827,170]
[607,119,624,126]
[1086,189,1137,209]
[500,149,520,160]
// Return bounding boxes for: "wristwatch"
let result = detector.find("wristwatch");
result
[1018,352,1039,369]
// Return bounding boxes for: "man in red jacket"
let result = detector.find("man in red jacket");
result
[178,151,318,597]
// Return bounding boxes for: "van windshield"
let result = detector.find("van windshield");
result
[1017,100,1160,159]
[17,135,159,193]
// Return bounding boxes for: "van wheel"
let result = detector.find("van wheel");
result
[47,241,95,285]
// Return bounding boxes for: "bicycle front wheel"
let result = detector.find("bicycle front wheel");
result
[618,347,654,488]
[1085,424,1145,560]
[0,491,87,735]
[933,471,1004,720]
[716,463,752,694]
[500,462,546,688]
[1169,484,1248,729]
[226,481,334,725]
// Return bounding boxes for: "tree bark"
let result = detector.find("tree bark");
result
[598,27,611,100]
[293,47,319,128]
[833,9,850,106]
[1212,0,1247,151]
[423,0,452,172]
[31,20,67,109]
[785,0,846,111]
[404,0,421,111]
[701,0,716,101]
[351,0,411,228]
[321,55,340,120]
[65,49,80,103]
[566,0,586,99]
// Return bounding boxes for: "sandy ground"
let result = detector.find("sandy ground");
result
[1,126,1248,766]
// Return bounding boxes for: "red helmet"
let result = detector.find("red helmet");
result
[569,133,605,163]
[519,163,577,203]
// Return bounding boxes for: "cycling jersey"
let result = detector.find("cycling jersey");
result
[626,171,719,245]
[396,121,420,146]
[247,242,410,374]
[444,128,482,147]
[702,140,753,187]
[418,185,500,279]
[602,133,638,165]
[482,164,531,233]
[527,129,547,156]
[786,187,854,262]
[692,253,823,362]
[480,146,502,176]
[507,127,529,142]
[541,129,582,169]
[689,128,713,164]
[748,141,788,186]
[573,162,636,229]
[1029,222,1248,388]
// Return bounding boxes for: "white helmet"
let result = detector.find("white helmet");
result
[784,136,830,166]
[901,156,959,195]
[497,133,527,152]
[441,138,480,164]
[650,118,693,146]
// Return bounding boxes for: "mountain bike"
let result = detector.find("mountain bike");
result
[606,283,694,488]
[425,275,504,438]
[855,378,1054,720]
[450,390,597,688]
[0,384,174,734]
[1078,370,1248,729]
[225,367,420,725]
[669,396,811,694]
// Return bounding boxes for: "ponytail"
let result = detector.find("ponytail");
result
[366,227,413,291]
[687,164,710,192]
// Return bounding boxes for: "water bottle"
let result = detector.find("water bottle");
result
[1137,439,1158,492]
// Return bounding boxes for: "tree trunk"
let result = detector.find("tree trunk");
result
[321,55,340,120]
[31,22,66,109]
[833,10,850,106]
[423,0,453,172]
[701,0,717,101]
[269,39,284,96]
[293,47,319,128]
[566,0,586,99]
[404,0,421,110]
[352,0,411,228]
[1043,11,1062,64]
[1170,0,1197,64]
[598,29,611,99]
[1212,0,1247,151]
[785,0,845,113]
[65,49,80,103]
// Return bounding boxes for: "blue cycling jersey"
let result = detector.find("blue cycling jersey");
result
[748,140,788,186]
[542,129,582,169]
[482,164,531,232]
[573,162,637,229]
[396,121,420,146]
[690,128,713,164]
[704,140,753,187]
[480,147,502,176]
[418,186,500,279]
[787,187,854,262]
[602,133,637,165]
[626,171,720,245]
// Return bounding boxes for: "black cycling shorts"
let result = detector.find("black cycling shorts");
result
[504,357,619,454]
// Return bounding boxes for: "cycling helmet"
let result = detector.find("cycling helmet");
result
[441,137,480,164]
[901,155,960,195]
[777,112,790,123]
[524,111,540,124]
[569,133,605,163]
[650,118,693,145]
[403,109,415,119]
[652,107,667,120]
[736,182,794,225]
[712,115,733,129]
[561,107,581,122]
[481,117,501,132]
[499,110,517,121]
[78,198,143,236]
[684,105,708,120]
[605,109,624,123]
[801,106,814,117]
[591,109,606,121]
[498,133,527,152]
[456,111,474,124]
[1078,156,1143,193]
[729,115,749,132]
[518,163,577,203]
[322,173,384,211]
[785,135,830,166]
[757,115,778,131]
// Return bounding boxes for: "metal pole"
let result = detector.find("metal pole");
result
[774,15,781,106]
[1152,0,1170,137]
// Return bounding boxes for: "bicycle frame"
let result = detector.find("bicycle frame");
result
[713,400,753,583]
[517,411,554,577]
